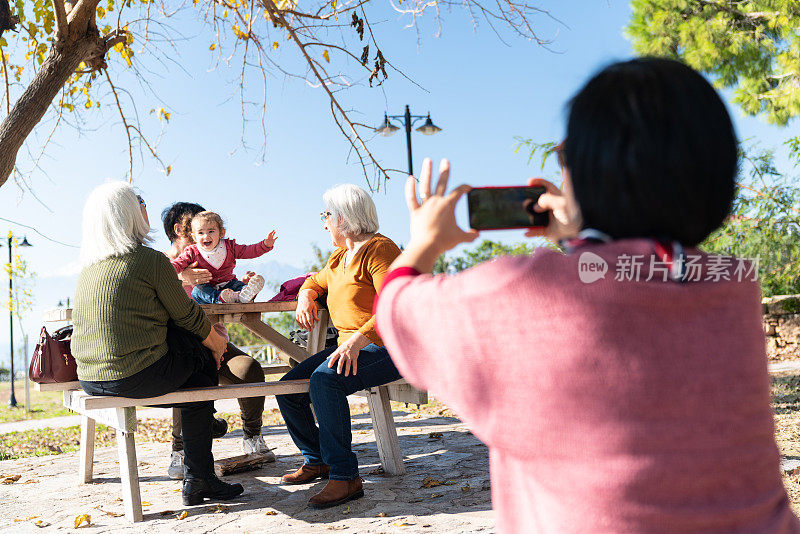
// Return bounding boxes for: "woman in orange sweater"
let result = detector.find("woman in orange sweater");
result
[276,183,402,509]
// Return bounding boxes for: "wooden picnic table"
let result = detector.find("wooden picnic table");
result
[39,300,424,522]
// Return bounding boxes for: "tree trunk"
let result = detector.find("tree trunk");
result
[0,31,101,188]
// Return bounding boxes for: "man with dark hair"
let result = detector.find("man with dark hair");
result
[161,202,275,479]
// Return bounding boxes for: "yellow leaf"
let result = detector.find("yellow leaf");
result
[209,43,217,50]
[74,514,91,528]
[223,9,229,17]
[176,510,188,520]
[166,165,172,176]
[142,501,151,506]
[84,100,92,109]
[272,42,278,50]
[323,50,330,62]
[265,511,278,515]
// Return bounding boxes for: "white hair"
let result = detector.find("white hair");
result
[79,182,152,266]
[323,184,379,238]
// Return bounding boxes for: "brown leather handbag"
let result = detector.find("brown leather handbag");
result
[29,325,78,383]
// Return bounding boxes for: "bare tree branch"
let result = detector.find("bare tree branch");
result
[52,0,69,42]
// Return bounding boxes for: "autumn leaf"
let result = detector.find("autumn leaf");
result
[166,165,172,176]
[420,476,457,488]
[377,512,387,517]
[74,514,91,528]
[265,510,278,515]
[323,50,330,62]
[2,474,21,484]
[209,504,228,513]
[34,520,50,528]
[272,42,279,50]
[142,501,151,506]
[210,43,217,51]
[176,511,189,520]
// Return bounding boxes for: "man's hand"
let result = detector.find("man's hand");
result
[242,271,256,285]
[327,332,371,376]
[180,262,212,286]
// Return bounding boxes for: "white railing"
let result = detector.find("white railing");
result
[238,344,283,364]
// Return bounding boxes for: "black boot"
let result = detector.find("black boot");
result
[211,417,228,439]
[182,475,244,506]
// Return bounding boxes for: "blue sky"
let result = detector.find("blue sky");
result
[0,1,795,368]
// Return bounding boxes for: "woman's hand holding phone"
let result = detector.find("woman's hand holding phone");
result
[525,177,582,242]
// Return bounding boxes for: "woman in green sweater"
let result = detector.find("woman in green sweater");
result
[72,181,244,506]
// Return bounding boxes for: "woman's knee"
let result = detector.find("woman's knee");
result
[309,364,345,391]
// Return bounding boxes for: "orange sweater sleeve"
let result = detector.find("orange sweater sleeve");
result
[300,251,338,297]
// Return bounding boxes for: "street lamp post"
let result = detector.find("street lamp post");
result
[376,105,442,175]
[5,234,32,408]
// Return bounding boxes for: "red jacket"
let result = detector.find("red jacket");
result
[170,238,272,286]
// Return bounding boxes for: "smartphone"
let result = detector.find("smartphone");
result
[467,186,549,230]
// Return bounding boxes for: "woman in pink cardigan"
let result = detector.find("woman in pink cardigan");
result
[375,58,799,533]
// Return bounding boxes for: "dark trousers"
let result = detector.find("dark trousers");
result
[80,323,218,478]
[275,344,401,480]
[172,342,266,450]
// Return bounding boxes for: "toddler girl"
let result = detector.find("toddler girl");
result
[171,211,277,304]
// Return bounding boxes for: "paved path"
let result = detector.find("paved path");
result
[0,410,493,533]
[769,360,800,375]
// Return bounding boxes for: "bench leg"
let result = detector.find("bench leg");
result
[78,416,95,483]
[307,309,330,355]
[117,428,143,523]
[367,385,405,476]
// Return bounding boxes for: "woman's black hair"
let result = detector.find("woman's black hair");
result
[161,202,205,242]
[563,57,738,246]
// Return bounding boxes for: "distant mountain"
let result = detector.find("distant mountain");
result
[240,260,305,292]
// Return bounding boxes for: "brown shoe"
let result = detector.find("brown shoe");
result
[281,463,330,485]
[307,477,364,509]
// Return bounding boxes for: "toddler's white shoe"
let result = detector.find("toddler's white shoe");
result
[238,275,264,304]
[167,450,185,480]
[242,434,276,462]
[219,288,239,303]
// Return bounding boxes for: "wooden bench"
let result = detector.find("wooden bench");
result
[38,378,409,523]
[41,302,426,523]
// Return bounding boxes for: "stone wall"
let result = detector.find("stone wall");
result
[763,296,800,361]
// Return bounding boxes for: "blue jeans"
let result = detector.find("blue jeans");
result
[276,344,401,480]
[191,279,245,304]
